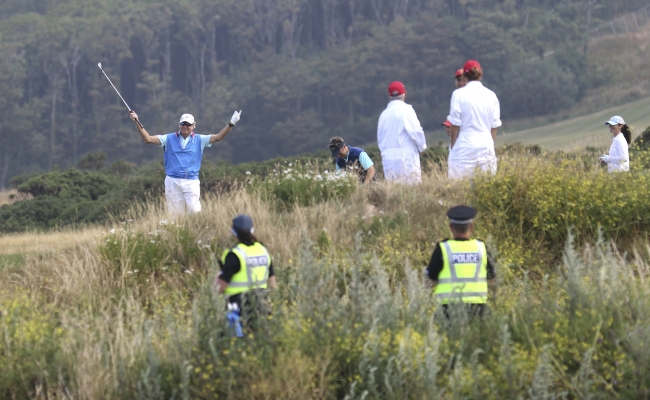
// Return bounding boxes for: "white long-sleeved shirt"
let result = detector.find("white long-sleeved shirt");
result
[603,133,629,172]
[447,81,501,161]
[377,100,427,154]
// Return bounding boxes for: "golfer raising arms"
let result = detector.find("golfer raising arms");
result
[447,60,501,179]
[129,110,241,215]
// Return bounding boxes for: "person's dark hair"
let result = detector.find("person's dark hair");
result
[450,223,471,234]
[236,231,258,246]
[328,136,345,152]
[464,68,482,81]
[621,124,632,144]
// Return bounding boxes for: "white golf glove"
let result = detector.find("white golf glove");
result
[230,110,242,126]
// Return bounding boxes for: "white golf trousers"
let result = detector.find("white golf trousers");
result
[164,176,202,215]
[447,157,497,180]
[381,148,422,185]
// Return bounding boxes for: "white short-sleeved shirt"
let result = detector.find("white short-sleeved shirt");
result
[447,81,501,160]
[157,133,212,152]
[605,133,629,172]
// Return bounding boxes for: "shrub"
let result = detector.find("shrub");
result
[470,153,650,271]
[98,220,212,287]
[251,161,358,209]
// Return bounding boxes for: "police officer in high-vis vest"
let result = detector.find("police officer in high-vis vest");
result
[214,215,276,335]
[425,205,496,317]
[328,136,376,184]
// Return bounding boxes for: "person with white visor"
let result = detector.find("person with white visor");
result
[599,115,631,172]
[447,60,501,179]
[377,81,427,184]
[129,109,241,215]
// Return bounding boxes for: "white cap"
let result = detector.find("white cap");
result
[605,116,624,126]
[179,113,195,125]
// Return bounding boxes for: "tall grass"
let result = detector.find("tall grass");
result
[2,152,650,398]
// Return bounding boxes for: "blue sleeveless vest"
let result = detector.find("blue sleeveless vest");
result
[336,146,365,170]
[163,132,203,180]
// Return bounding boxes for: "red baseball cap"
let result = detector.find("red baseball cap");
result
[388,81,406,96]
[455,69,463,78]
[441,120,451,127]
[463,60,482,74]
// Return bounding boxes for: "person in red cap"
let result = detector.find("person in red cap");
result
[446,60,501,179]
[377,81,427,184]
[454,69,467,89]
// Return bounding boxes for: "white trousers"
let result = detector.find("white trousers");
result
[164,176,202,215]
[447,157,497,180]
[381,148,422,184]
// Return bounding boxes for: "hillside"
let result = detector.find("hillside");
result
[2,147,650,397]
[497,95,650,151]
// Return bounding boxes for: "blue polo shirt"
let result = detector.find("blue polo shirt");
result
[335,151,374,171]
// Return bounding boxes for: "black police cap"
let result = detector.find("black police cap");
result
[447,205,476,224]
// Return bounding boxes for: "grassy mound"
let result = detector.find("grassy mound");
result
[1,147,650,398]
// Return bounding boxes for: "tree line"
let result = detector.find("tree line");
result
[0,0,645,188]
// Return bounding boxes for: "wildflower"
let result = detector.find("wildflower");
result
[245,171,251,175]
[109,228,115,234]
[160,220,169,225]
[150,240,156,243]
[185,270,193,274]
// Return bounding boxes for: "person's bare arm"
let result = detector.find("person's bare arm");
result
[268,276,277,290]
[215,278,229,294]
[130,111,161,145]
[363,166,376,185]
[491,128,497,142]
[450,125,460,149]
[209,125,233,143]
[210,110,242,144]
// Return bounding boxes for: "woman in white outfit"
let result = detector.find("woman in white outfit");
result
[599,116,630,172]
[447,60,501,179]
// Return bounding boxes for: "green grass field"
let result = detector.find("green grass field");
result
[497,95,650,151]
[426,94,650,152]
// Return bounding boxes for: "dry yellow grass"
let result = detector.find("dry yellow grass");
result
[0,189,31,206]
[0,227,105,255]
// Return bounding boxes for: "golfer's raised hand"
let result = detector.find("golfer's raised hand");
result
[129,110,139,121]
[230,110,242,126]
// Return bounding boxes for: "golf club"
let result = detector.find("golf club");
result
[97,63,144,129]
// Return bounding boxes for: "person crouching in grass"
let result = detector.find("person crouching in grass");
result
[328,136,376,184]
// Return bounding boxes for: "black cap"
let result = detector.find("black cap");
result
[447,205,476,224]
[232,214,254,234]
[328,136,345,157]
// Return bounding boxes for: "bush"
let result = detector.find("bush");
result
[470,153,650,271]
[251,161,358,209]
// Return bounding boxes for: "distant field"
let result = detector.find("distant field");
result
[497,95,650,151]
[424,95,650,152]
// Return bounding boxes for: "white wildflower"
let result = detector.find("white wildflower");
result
[245,171,251,175]
[160,220,169,225]
[109,228,115,234]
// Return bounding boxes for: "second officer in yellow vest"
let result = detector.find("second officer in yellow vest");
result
[425,205,496,317]
[215,214,276,332]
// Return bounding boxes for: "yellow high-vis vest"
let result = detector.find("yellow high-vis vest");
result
[434,239,488,304]
[221,242,271,296]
